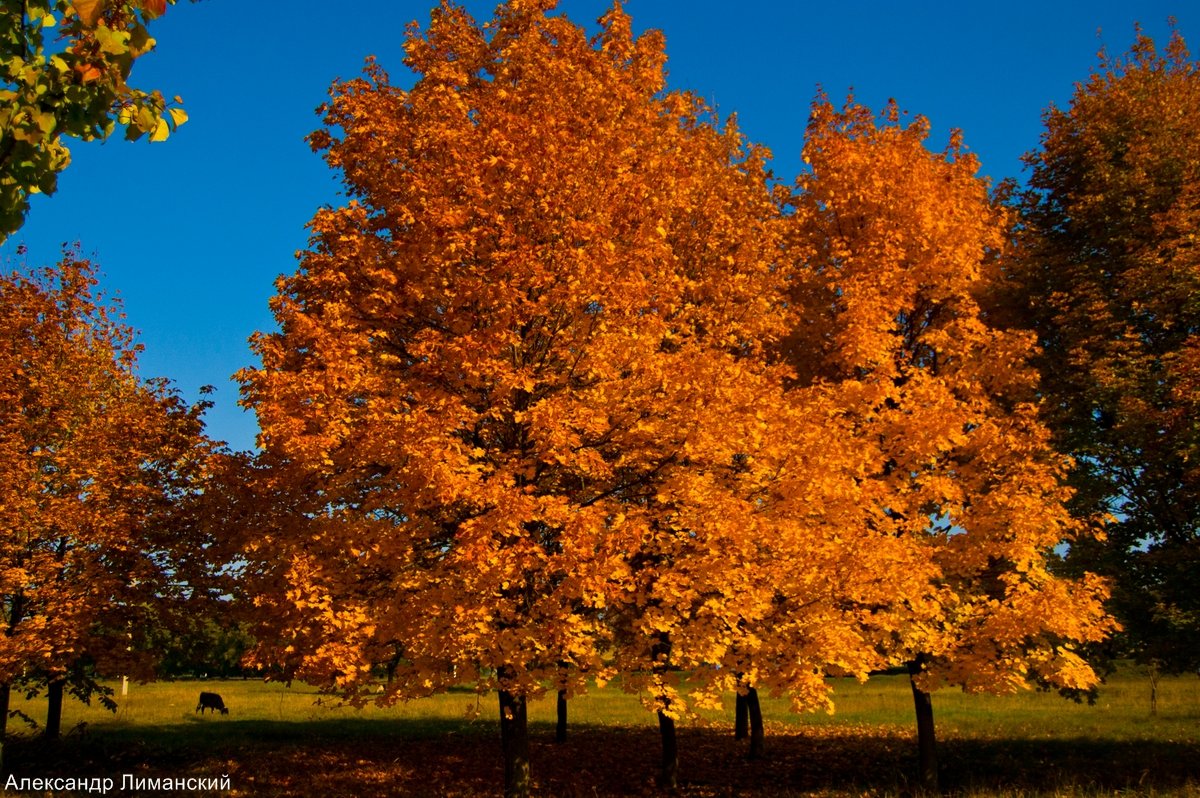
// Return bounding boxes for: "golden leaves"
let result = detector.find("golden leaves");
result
[785,96,1113,695]
[238,2,1114,724]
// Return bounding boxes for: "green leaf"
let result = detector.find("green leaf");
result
[35,169,58,195]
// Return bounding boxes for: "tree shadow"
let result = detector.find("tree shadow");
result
[3,719,1198,796]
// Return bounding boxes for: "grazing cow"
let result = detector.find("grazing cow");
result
[196,691,228,715]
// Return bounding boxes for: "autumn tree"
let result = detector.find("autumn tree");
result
[236,2,903,795]
[785,98,1116,791]
[0,0,188,239]
[1000,26,1200,680]
[0,250,214,758]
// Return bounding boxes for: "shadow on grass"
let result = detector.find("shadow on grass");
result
[4,720,1198,796]
[939,736,1200,795]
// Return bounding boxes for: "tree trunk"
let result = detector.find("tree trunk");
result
[499,688,530,798]
[652,634,678,789]
[45,678,65,740]
[908,659,938,793]
[746,686,764,760]
[556,688,567,743]
[734,691,748,740]
[1149,662,1159,717]
[0,682,10,773]
[657,709,678,790]
[386,648,401,685]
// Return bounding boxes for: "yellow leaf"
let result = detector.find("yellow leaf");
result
[149,117,169,142]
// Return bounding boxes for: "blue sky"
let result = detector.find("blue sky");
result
[1,1,1192,452]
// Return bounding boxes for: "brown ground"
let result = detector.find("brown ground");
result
[5,721,1200,796]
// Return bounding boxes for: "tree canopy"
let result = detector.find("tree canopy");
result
[237,4,894,792]
[787,97,1115,790]
[237,3,1118,796]
[0,250,214,745]
[1003,25,1200,673]
[12,1,1199,795]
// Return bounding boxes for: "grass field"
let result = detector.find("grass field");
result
[3,668,1198,796]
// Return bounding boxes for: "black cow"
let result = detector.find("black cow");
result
[196,691,228,715]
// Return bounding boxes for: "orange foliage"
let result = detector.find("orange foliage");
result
[786,97,1115,695]
[0,251,215,690]
[237,1,906,726]
[237,17,1119,775]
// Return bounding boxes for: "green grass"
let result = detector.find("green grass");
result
[17,669,1198,737]
[11,678,655,738]
[4,670,1198,796]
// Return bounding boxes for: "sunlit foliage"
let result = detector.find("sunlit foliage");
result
[238,3,1118,795]
[0,251,215,733]
[785,100,1115,791]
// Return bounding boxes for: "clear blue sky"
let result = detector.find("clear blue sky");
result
[0,1,1192,452]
